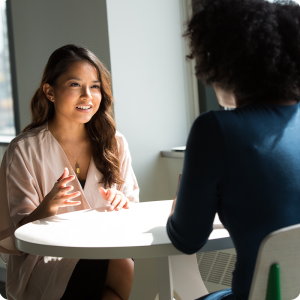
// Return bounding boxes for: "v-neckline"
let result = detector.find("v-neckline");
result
[46,122,92,207]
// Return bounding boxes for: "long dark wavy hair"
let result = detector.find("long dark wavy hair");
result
[22,44,123,188]
[185,0,300,102]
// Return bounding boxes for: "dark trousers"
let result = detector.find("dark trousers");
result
[61,259,109,300]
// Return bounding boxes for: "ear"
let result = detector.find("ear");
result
[43,83,55,102]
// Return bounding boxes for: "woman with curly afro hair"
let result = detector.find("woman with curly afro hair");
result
[167,0,300,299]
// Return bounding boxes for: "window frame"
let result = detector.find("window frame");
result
[0,0,20,144]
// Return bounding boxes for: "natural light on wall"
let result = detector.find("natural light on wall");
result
[0,0,15,136]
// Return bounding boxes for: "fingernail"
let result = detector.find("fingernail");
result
[111,206,114,210]
[107,201,111,205]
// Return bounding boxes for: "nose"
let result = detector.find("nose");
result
[81,87,93,100]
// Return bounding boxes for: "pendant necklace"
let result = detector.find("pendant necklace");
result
[63,138,88,175]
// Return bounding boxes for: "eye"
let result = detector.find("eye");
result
[70,82,80,87]
[91,84,100,89]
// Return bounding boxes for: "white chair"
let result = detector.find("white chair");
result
[249,223,300,300]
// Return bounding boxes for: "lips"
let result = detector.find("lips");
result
[75,105,93,113]
[76,105,92,110]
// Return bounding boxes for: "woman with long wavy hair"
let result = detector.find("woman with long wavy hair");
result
[0,44,139,300]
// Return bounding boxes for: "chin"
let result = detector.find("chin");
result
[73,116,93,124]
[75,112,96,123]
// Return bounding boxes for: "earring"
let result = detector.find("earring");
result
[50,97,53,100]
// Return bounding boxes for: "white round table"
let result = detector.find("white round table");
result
[15,200,233,300]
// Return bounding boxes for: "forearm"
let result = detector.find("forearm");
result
[19,201,57,227]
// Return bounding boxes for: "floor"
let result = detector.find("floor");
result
[0,282,6,299]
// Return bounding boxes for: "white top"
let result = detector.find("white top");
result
[15,200,231,260]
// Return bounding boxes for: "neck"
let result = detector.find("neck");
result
[48,117,88,143]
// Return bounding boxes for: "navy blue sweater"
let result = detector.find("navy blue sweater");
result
[167,102,300,299]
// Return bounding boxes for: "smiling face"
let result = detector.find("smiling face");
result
[43,60,102,125]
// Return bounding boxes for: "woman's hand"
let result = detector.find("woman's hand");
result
[99,187,130,211]
[19,168,81,227]
[41,168,81,214]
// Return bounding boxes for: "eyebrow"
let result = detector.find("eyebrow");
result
[67,77,100,83]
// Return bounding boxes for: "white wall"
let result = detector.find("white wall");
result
[107,0,193,201]
[9,0,111,130]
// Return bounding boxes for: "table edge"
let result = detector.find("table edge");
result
[15,236,234,259]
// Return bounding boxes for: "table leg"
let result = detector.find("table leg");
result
[171,254,208,300]
[129,254,207,300]
[129,257,159,300]
[157,256,174,300]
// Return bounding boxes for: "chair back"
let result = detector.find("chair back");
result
[248,223,300,300]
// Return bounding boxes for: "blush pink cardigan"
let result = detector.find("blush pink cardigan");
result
[0,123,139,300]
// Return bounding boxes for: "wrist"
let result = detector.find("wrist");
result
[39,199,58,218]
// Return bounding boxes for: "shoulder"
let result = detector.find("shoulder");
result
[115,131,130,155]
[186,110,230,159]
[6,123,49,161]
[193,106,253,135]
[193,109,240,128]
[9,123,48,147]
[190,110,225,137]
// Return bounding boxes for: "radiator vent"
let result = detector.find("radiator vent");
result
[197,251,216,281]
[197,251,237,287]
[208,252,230,284]
[222,254,236,286]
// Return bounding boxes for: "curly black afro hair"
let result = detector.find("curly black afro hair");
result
[185,0,300,102]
